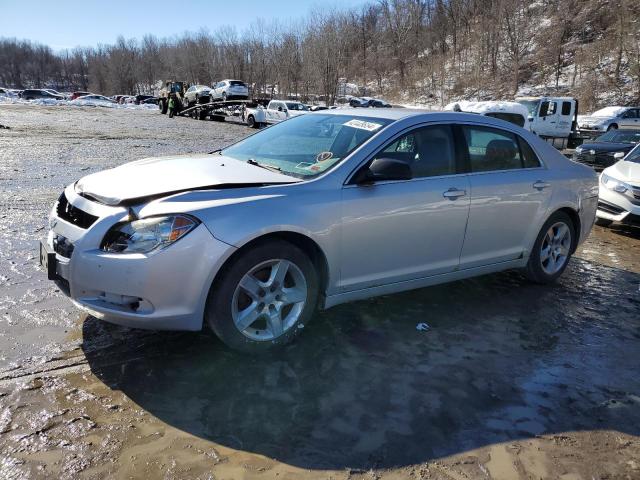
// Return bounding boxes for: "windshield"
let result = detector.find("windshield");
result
[516,100,539,118]
[591,107,626,117]
[595,130,640,144]
[623,144,640,163]
[222,114,393,178]
[286,102,308,111]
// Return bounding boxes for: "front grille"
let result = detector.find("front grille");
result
[597,200,625,215]
[56,192,98,229]
[573,152,617,171]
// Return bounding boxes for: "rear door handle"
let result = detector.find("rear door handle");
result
[443,188,466,199]
[533,181,551,190]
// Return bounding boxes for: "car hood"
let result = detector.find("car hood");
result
[75,153,299,206]
[607,160,640,184]
[579,142,635,153]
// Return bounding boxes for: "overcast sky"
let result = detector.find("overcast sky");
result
[0,0,369,51]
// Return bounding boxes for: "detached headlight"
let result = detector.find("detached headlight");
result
[601,173,631,193]
[101,215,199,253]
[575,146,583,154]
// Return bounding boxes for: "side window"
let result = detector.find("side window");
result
[462,126,524,172]
[547,102,557,115]
[539,101,549,117]
[374,125,456,178]
[518,137,541,168]
[561,101,572,116]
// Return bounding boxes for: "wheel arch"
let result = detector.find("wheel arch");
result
[549,206,581,253]
[210,231,331,305]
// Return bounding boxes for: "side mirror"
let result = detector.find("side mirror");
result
[614,152,625,160]
[278,106,283,112]
[353,158,413,184]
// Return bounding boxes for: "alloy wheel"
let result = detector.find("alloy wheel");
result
[540,222,572,275]
[231,259,308,341]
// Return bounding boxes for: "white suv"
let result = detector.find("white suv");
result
[211,80,249,101]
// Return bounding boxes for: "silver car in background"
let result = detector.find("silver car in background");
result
[40,110,598,352]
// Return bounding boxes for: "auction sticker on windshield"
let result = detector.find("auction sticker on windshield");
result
[343,119,383,131]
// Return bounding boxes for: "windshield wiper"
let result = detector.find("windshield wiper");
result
[246,158,282,173]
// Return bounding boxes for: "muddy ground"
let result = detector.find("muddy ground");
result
[0,104,639,479]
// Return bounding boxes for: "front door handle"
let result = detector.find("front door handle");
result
[443,188,466,199]
[533,181,551,190]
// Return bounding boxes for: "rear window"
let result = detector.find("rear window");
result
[230,81,246,86]
[485,112,526,127]
[561,101,572,115]
[518,138,542,168]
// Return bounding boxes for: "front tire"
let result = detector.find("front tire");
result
[525,211,575,284]
[247,115,256,128]
[205,240,319,353]
[607,124,618,131]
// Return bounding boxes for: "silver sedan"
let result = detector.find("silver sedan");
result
[40,110,598,352]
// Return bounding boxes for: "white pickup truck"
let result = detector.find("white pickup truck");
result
[244,100,309,128]
[515,96,580,149]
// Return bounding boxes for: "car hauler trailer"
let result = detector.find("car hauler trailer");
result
[176,98,252,121]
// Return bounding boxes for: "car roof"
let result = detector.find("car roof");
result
[318,108,540,128]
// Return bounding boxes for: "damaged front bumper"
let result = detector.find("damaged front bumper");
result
[40,185,233,331]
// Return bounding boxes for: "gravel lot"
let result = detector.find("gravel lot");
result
[0,104,639,479]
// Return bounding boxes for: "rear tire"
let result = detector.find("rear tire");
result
[205,240,319,353]
[160,99,168,114]
[525,211,575,284]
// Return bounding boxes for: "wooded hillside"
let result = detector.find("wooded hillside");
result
[1,0,638,110]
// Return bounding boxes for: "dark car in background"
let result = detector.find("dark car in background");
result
[19,89,65,100]
[134,94,155,105]
[572,127,640,171]
[349,97,392,108]
[140,96,159,105]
